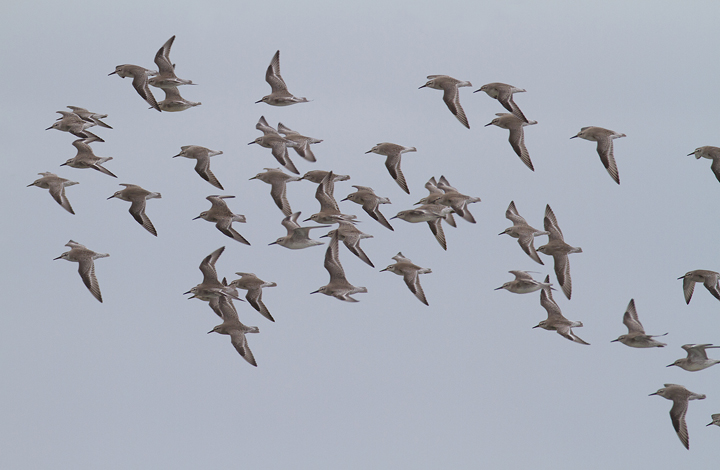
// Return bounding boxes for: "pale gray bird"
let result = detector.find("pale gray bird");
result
[107,184,162,236]
[173,145,224,190]
[230,273,277,322]
[47,111,104,143]
[256,50,308,106]
[707,413,720,427]
[485,113,538,171]
[495,270,552,294]
[365,143,417,194]
[54,240,109,303]
[66,106,112,129]
[341,185,393,231]
[61,139,116,177]
[433,175,481,224]
[419,75,472,128]
[300,170,350,199]
[474,82,528,122]
[193,195,249,245]
[27,172,78,214]
[688,146,720,183]
[611,299,667,348]
[156,86,201,112]
[570,126,625,184]
[306,171,357,225]
[249,116,299,174]
[184,247,241,312]
[536,205,582,300]
[148,35,195,88]
[499,200,548,265]
[269,212,330,250]
[649,384,706,450]
[109,64,161,111]
[667,344,720,371]
[380,252,431,305]
[534,276,589,345]
[321,221,374,268]
[278,122,323,162]
[250,168,301,216]
[310,231,367,302]
[678,269,720,304]
[392,204,453,251]
[208,295,260,367]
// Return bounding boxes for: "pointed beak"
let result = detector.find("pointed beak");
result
[53,255,62,260]
[207,330,213,334]
[248,142,256,145]
[687,152,695,156]
[418,84,427,89]
[26,183,34,187]
[59,162,68,166]
[340,196,349,201]
[666,364,674,367]
[172,153,181,158]
[379,267,389,272]
[108,71,117,76]
[364,150,372,154]
[45,126,53,130]
[648,392,658,396]
[192,215,202,220]
[249,176,258,180]
[303,217,312,222]
[677,276,684,280]
[610,339,619,343]
[570,135,578,139]
[494,287,503,290]
[309,289,320,294]
[472,89,481,93]
[532,325,540,329]
[268,241,277,246]
[255,99,263,104]
[106,195,114,200]
[484,122,493,127]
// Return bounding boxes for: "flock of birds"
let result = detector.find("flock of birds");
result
[29,35,720,450]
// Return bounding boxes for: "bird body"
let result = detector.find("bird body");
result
[54,240,109,303]
[107,184,161,236]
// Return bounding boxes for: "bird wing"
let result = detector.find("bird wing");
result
[129,198,157,236]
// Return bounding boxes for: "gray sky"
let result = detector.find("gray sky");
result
[2,0,719,468]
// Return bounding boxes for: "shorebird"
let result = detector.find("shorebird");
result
[269,212,329,250]
[649,384,706,450]
[27,172,78,214]
[306,171,357,225]
[495,270,552,294]
[229,273,277,322]
[208,295,260,367]
[321,221,374,268]
[156,86,201,112]
[256,50,308,106]
[474,82,528,122]
[414,177,457,227]
[54,240,109,303]
[61,139,116,177]
[109,64,161,111]
[433,175,481,224]
[66,106,112,129]
[172,145,224,190]
[278,123,322,162]
[534,276,589,345]
[380,252,431,305]
[148,35,195,89]
[485,113,538,171]
[107,184,161,236]
[193,195,249,245]
[365,143,417,194]
[571,126,625,184]
[667,344,720,371]
[708,414,720,427]
[392,204,453,250]
[611,299,667,348]
[537,205,582,300]
[184,247,240,316]
[419,75,472,128]
[249,168,301,216]
[499,201,548,265]
[300,170,350,199]
[341,185,393,231]
[249,116,299,174]
[688,146,720,183]
[47,112,104,143]
[678,269,720,304]
[311,231,367,302]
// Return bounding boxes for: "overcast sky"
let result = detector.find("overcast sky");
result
[2,0,719,468]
